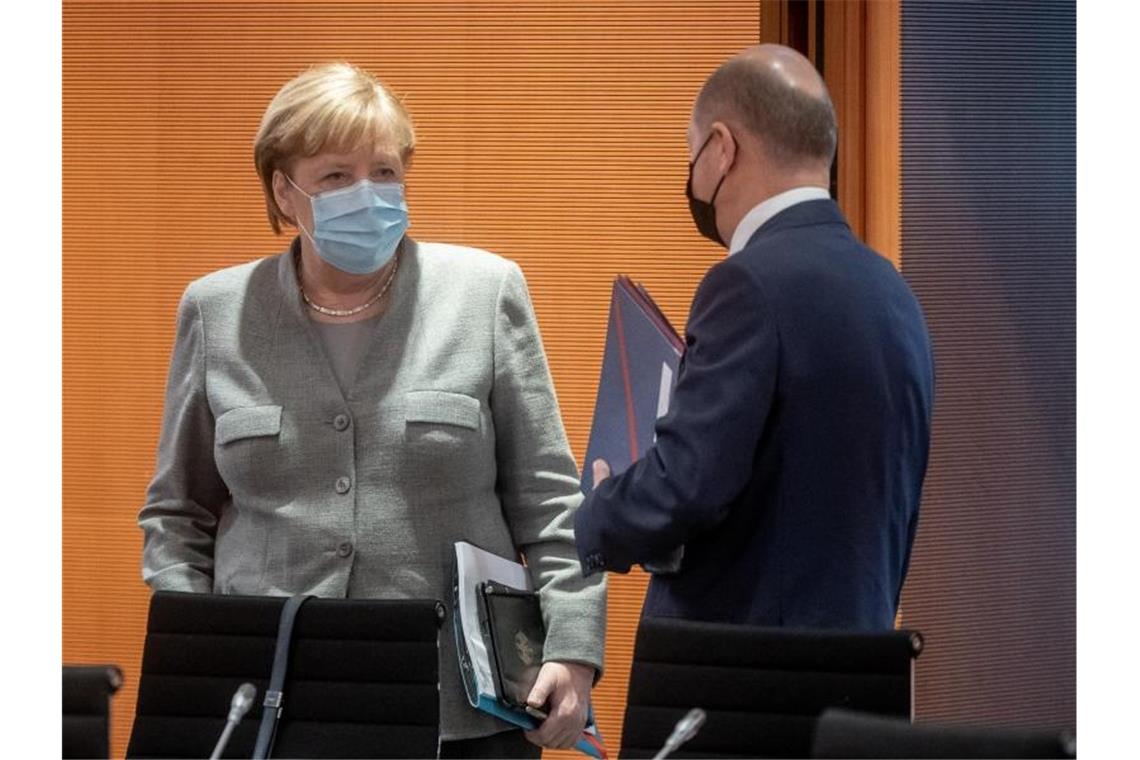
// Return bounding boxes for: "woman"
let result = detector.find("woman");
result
[138,62,605,757]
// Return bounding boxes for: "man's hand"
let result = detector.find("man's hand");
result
[523,661,596,749]
[592,459,611,488]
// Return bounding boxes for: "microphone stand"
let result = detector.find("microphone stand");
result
[653,707,707,759]
[210,683,258,760]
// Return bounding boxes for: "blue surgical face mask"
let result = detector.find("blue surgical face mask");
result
[287,176,409,275]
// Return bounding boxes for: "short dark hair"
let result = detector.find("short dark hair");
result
[695,57,837,167]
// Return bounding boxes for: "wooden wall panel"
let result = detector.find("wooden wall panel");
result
[822,0,865,242]
[62,1,760,756]
[865,0,901,268]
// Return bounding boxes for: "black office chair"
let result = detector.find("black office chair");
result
[811,707,1076,758]
[63,664,124,759]
[619,616,923,758]
[126,591,444,759]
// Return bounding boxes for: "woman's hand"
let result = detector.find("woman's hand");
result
[523,660,596,749]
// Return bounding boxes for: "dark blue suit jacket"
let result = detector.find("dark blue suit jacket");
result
[575,199,934,630]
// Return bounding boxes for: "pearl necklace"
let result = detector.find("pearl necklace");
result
[298,253,399,318]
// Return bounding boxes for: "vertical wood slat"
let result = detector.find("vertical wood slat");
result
[761,0,787,45]
[62,2,761,757]
[807,0,818,65]
[865,0,902,269]
[822,0,866,244]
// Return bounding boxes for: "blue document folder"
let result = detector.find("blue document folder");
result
[582,277,684,494]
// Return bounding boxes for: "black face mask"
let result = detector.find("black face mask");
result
[686,130,732,246]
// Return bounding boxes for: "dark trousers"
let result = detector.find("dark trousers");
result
[439,729,541,759]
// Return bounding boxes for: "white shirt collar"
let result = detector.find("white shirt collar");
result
[728,187,832,255]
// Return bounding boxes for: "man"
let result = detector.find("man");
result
[573,44,933,630]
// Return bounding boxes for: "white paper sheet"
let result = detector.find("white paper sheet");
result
[454,541,533,697]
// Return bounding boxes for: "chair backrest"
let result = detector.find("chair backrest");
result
[811,708,1076,758]
[127,591,443,759]
[619,616,923,759]
[63,664,123,759]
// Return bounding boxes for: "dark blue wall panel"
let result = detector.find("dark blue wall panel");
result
[899,0,1075,730]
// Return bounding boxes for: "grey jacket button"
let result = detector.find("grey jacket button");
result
[333,414,350,431]
[335,476,351,494]
[336,541,353,558]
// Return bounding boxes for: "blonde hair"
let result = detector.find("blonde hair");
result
[254,63,416,233]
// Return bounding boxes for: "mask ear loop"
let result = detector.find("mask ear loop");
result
[690,127,735,206]
[283,174,322,251]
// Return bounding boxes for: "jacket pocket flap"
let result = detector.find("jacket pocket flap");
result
[405,390,480,430]
[215,405,282,445]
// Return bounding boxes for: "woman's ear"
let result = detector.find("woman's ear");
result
[271,170,295,221]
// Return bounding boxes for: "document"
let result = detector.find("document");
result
[453,541,608,758]
[581,277,686,574]
[581,276,685,493]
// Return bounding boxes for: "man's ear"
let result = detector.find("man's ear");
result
[710,121,738,174]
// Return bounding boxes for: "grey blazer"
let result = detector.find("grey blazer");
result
[138,239,607,740]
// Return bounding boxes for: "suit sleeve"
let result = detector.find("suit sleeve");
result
[137,287,229,592]
[575,259,779,574]
[490,262,607,673]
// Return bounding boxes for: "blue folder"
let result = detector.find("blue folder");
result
[582,276,684,494]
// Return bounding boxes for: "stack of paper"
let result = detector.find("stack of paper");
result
[453,541,608,758]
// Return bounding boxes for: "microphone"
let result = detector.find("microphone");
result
[652,707,707,759]
[210,682,258,760]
